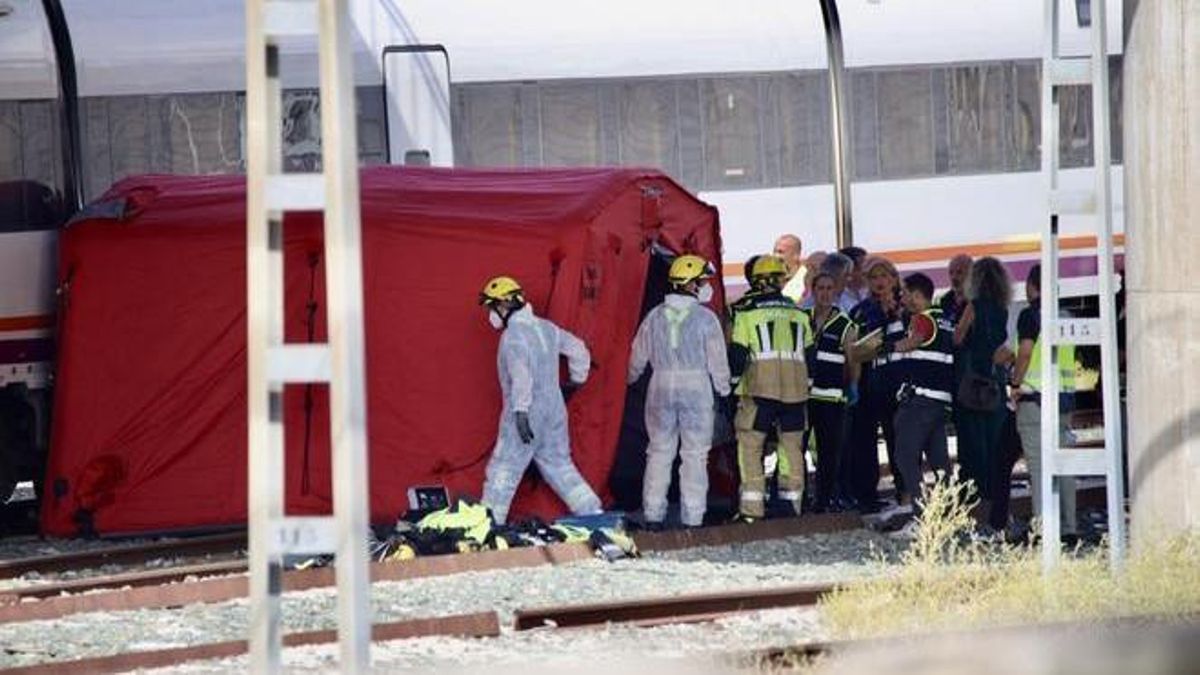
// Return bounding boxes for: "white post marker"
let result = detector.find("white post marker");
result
[1039,0,1126,572]
[246,0,372,672]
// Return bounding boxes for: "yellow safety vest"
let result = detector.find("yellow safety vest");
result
[1021,334,1076,393]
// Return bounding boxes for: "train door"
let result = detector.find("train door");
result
[381,45,453,166]
[0,0,76,502]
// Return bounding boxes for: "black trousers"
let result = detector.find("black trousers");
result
[846,391,896,506]
[808,399,845,507]
[986,409,1021,530]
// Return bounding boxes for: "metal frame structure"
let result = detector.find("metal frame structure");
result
[39,0,83,216]
[817,0,853,249]
[1039,0,1125,571]
[246,0,372,671]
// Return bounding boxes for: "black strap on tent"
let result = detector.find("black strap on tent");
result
[300,252,320,495]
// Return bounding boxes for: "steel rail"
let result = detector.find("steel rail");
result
[513,583,836,631]
[0,611,500,675]
[0,532,246,579]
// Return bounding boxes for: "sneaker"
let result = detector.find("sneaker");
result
[730,512,759,525]
[888,519,920,540]
[877,502,914,521]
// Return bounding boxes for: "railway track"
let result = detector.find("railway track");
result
[0,513,862,673]
[0,611,502,675]
[9,579,1191,674]
[0,476,1110,617]
[513,582,836,630]
[0,477,1111,618]
[0,532,246,579]
[0,512,862,621]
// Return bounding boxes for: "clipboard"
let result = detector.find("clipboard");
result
[853,327,883,348]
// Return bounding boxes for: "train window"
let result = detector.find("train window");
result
[675,80,704,190]
[456,84,522,167]
[700,77,763,189]
[942,64,1007,175]
[539,83,602,167]
[1057,85,1093,169]
[1,100,60,193]
[1009,62,1041,172]
[1108,56,1123,164]
[618,81,680,178]
[355,86,388,167]
[849,71,880,180]
[877,70,934,178]
[769,72,831,187]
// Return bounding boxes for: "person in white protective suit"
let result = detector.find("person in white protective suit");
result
[627,255,731,529]
[477,276,604,525]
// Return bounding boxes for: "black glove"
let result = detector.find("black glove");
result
[515,411,535,444]
[561,381,581,403]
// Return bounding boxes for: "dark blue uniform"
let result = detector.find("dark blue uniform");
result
[803,307,852,510]
[845,295,906,510]
[891,307,955,511]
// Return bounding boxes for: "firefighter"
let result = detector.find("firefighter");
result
[477,276,602,525]
[729,255,814,520]
[627,255,730,528]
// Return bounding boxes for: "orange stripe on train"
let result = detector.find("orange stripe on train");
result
[720,234,1126,277]
[0,315,54,332]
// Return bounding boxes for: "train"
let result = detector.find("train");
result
[0,0,1124,501]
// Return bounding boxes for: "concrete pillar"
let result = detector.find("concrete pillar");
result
[1123,0,1200,544]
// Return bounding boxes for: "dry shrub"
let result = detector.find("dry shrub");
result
[820,478,1200,641]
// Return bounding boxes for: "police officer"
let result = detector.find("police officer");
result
[803,271,857,512]
[847,256,906,513]
[729,255,814,520]
[872,273,955,539]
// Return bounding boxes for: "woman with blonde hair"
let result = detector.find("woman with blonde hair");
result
[846,255,905,512]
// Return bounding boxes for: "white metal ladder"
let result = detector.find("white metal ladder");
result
[245,1,371,671]
[1039,0,1125,571]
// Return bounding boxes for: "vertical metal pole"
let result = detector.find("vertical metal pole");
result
[40,0,84,214]
[1089,0,1127,571]
[1039,0,1062,571]
[316,0,372,669]
[817,0,854,248]
[247,1,285,671]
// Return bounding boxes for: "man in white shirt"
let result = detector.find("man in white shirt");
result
[774,234,807,303]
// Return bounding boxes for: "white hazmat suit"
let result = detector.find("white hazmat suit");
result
[627,293,731,526]
[482,305,603,525]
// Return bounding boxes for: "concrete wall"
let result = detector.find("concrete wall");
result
[1124,0,1200,541]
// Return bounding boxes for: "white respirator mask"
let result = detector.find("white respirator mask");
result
[488,309,506,330]
[697,283,715,304]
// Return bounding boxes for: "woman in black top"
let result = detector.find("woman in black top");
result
[953,256,1012,507]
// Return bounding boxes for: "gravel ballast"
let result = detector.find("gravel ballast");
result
[0,529,901,670]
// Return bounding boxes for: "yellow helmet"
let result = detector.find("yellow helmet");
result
[749,254,787,284]
[479,276,525,306]
[667,254,714,287]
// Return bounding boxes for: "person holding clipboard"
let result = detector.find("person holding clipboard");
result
[845,256,907,514]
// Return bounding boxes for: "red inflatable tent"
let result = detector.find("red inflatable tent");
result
[41,166,723,536]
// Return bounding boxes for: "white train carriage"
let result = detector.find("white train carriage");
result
[0,0,1124,497]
